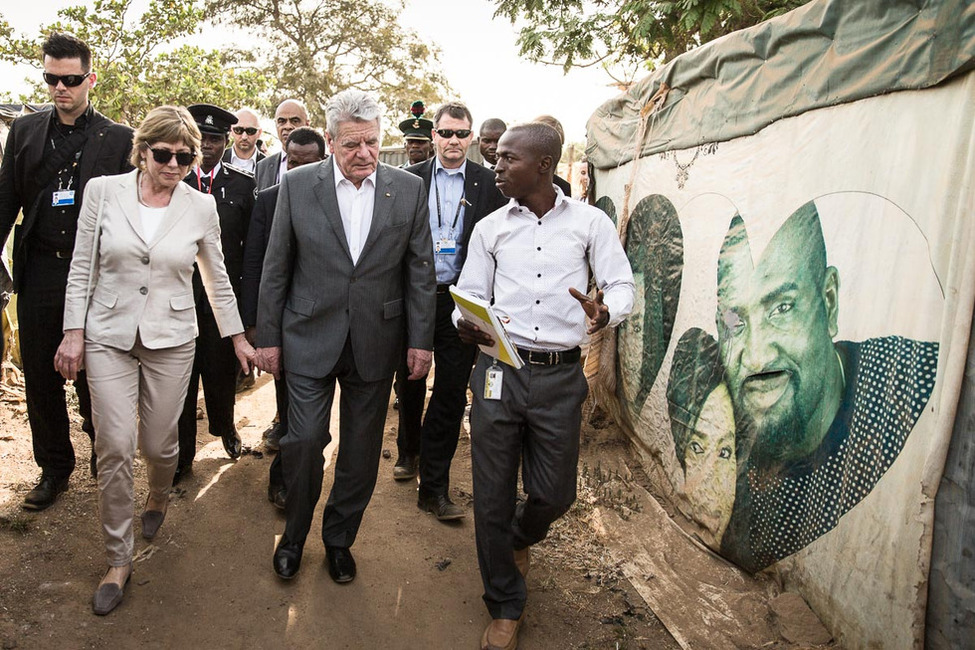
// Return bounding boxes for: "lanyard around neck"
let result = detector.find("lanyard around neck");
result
[434,171,465,231]
[196,166,216,194]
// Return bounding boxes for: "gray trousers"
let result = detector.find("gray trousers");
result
[281,337,393,549]
[86,337,195,566]
[470,353,589,620]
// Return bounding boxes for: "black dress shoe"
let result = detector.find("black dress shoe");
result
[221,430,242,459]
[22,475,69,511]
[325,546,356,584]
[172,464,192,486]
[273,536,303,580]
[267,484,287,510]
[417,493,466,521]
[263,422,283,452]
[392,454,419,481]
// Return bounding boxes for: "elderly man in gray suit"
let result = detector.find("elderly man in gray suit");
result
[255,89,435,584]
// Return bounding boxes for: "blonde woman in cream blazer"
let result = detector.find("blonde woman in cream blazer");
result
[54,106,256,616]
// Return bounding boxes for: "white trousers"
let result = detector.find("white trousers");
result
[86,336,195,566]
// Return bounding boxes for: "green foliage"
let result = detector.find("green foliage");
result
[0,0,274,125]
[205,0,452,142]
[493,0,809,75]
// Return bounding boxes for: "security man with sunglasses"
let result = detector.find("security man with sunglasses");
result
[0,32,133,511]
[173,103,255,484]
[221,108,266,174]
[395,101,506,520]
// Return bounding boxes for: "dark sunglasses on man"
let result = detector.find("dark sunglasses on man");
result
[148,146,196,166]
[435,129,472,139]
[232,126,260,136]
[43,72,92,87]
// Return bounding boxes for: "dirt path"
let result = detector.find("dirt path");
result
[0,373,679,649]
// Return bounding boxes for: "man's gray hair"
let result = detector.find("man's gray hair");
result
[326,89,382,138]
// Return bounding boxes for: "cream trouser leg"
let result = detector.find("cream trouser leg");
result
[86,337,195,566]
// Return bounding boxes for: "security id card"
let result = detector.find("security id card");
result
[52,190,76,207]
[484,365,503,400]
[435,238,457,254]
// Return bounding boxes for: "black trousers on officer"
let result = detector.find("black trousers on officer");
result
[396,290,477,498]
[18,253,94,479]
[177,302,236,467]
[469,352,589,620]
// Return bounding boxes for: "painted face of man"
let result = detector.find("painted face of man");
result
[327,119,380,188]
[715,209,841,466]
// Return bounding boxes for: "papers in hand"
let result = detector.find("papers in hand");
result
[449,286,524,369]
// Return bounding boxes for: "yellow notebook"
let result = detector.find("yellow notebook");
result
[449,286,524,369]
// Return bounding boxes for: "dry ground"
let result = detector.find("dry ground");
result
[0,371,680,649]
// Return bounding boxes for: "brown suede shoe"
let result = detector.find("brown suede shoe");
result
[514,547,530,578]
[480,613,524,650]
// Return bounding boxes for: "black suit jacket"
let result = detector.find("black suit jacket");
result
[221,147,266,166]
[182,164,255,315]
[240,183,279,328]
[404,158,506,273]
[0,106,133,291]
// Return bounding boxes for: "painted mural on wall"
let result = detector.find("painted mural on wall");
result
[610,192,941,571]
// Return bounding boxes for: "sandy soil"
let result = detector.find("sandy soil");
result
[0,371,680,649]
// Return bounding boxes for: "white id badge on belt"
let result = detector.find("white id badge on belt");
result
[484,362,503,400]
[435,238,457,254]
[52,190,76,207]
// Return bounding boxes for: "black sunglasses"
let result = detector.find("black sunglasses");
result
[43,72,91,87]
[148,146,196,166]
[232,126,259,135]
[435,129,472,139]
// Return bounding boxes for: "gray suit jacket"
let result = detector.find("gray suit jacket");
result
[256,160,436,381]
[255,152,282,192]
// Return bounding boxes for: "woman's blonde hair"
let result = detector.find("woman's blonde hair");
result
[130,105,202,170]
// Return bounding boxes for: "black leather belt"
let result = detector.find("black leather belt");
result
[436,284,453,294]
[517,346,581,366]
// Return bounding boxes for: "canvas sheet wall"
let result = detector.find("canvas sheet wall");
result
[593,71,975,648]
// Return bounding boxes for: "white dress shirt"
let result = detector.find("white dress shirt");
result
[333,156,376,265]
[230,148,258,173]
[454,187,634,351]
[138,204,167,241]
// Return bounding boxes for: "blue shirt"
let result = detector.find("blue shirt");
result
[427,158,467,284]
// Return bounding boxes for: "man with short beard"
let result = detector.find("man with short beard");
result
[222,107,265,173]
[715,203,939,571]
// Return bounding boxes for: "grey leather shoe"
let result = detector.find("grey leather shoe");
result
[92,567,132,616]
[141,508,166,540]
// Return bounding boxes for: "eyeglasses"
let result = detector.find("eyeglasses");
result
[435,129,472,139]
[232,126,260,136]
[42,72,91,87]
[148,146,196,166]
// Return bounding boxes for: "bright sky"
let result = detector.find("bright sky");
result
[0,0,625,144]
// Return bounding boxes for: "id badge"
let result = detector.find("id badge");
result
[52,190,76,207]
[484,364,503,400]
[435,238,457,255]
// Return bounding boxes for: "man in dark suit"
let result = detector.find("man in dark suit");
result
[241,126,326,509]
[255,99,309,192]
[221,107,266,174]
[175,103,255,483]
[255,89,435,584]
[0,32,133,510]
[395,102,507,520]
